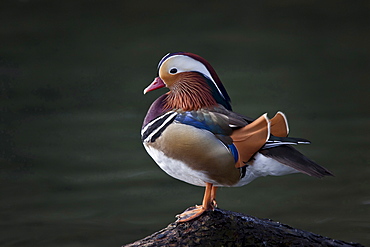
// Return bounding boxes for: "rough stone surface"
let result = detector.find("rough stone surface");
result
[124,208,363,247]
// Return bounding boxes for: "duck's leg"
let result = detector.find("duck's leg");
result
[176,183,215,222]
[211,185,218,208]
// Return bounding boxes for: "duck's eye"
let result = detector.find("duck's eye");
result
[169,68,178,74]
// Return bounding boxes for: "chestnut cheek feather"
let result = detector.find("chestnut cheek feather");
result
[164,73,217,111]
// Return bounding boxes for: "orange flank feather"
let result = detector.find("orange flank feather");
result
[231,114,270,168]
[270,112,289,137]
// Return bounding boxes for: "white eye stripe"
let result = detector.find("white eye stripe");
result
[162,55,226,100]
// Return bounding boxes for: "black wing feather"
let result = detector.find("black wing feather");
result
[260,145,334,178]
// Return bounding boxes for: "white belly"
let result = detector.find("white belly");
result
[145,142,299,188]
[144,144,213,186]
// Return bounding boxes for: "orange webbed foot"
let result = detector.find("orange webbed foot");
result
[176,205,210,222]
[176,183,218,223]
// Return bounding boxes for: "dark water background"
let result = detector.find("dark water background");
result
[1,1,369,246]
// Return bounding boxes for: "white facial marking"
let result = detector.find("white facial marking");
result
[161,55,225,99]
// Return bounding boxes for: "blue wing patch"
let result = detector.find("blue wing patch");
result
[228,144,239,163]
[175,111,230,135]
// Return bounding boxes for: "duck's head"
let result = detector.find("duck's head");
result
[144,52,232,110]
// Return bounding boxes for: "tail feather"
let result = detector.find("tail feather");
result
[260,145,334,178]
[264,136,311,149]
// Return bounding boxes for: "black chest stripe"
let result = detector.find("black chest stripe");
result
[141,112,177,142]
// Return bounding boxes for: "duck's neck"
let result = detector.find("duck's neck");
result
[164,73,217,111]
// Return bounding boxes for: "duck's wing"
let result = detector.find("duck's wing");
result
[260,145,334,178]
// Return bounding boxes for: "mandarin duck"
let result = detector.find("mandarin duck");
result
[141,52,333,222]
